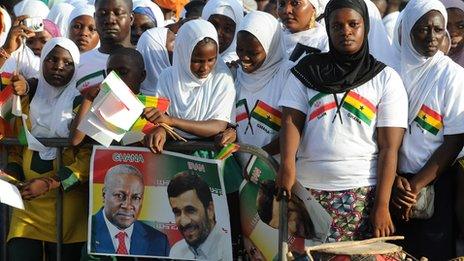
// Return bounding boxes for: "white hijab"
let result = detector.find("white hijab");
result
[201,0,244,63]
[137,27,171,95]
[155,19,235,133]
[14,0,50,19]
[398,0,460,124]
[236,11,289,93]
[29,37,80,159]
[67,3,95,36]
[47,3,75,37]
[133,0,165,28]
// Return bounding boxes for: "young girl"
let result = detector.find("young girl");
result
[394,0,464,259]
[144,19,235,152]
[201,0,244,63]
[235,11,294,162]
[278,0,408,242]
[67,3,100,53]
[6,37,88,261]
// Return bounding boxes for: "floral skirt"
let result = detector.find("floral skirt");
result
[309,186,375,242]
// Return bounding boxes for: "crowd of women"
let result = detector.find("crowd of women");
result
[0,0,463,260]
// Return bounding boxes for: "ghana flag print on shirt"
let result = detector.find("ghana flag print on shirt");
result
[414,104,443,135]
[342,91,376,125]
[250,100,282,131]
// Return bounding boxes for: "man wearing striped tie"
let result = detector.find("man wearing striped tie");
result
[90,164,170,256]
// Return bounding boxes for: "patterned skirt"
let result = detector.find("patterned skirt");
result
[309,186,375,242]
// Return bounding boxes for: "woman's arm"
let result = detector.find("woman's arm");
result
[372,127,404,237]
[277,107,305,198]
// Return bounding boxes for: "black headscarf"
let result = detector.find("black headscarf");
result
[291,0,386,94]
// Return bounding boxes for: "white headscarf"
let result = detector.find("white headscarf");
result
[29,37,80,159]
[67,3,95,35]
[397,0,459,123]
[47,3,75,37]
[441,0,464,67]
[133,0,165,28]
[0,7,11,47]
[137,27,171,95]
[155,19,236,136]
[201,0,244,63]
[236,11,288,93]
[14,0,50,19]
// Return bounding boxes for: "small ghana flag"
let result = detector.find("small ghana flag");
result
[250,100,282,131]
[215,143,240,160]
[129,95,170,134]
[414,105,443,135]
[342,91,376,125]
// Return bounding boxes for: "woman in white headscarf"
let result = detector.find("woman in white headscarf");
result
[201,0,244,63]
[47,2,74,37]
[131,0,165,45]
[6,37,90,260]
[146,19,236,147]
[278,0,329,61]
[67,3,100,53]
[136,27,174,94]
[393,0,464,259]
[235,11,294,163]
[441,0,464,67]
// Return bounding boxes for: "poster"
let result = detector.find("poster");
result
[88,146,232,260]
[240,156,332,261]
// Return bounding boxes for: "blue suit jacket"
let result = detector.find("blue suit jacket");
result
[91,209,170,256]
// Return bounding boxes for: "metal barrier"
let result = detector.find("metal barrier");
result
[0,138,286,261]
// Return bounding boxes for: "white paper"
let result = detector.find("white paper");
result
[12,95,22,116]
[21,114,50,153]
[0,179,24,210]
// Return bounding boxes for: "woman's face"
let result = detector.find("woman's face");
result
[411,10,446,57]
[131,13,157,45]
[43,46,75,87]
[328,8,365,55]
[69,15,100,53]
[208,14,236,54]
[26,30,53,57]
[190,40,217,79]
[236,31,267,74]
[446,7,464,56]
[278,0,315,33]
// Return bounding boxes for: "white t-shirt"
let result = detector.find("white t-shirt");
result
[75,48,108,92]
[399,76,464,174]
[279,67,408,191]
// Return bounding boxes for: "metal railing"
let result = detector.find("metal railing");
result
[0,138,286,261]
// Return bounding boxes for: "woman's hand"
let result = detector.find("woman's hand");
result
[370,205,395,237]
[144,126,167,154]
[12,73,28,96]
[214,128,236,147]
[3,15,35,54]
[391,175,417,220]
[143,107,173,126]
[83,84,101,102]
[20,177,60,200]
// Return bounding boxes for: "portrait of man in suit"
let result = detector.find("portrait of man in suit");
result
[91,164,170,256]
[167,171,230,261]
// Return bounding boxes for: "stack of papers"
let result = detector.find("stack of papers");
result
[78,71,145,147]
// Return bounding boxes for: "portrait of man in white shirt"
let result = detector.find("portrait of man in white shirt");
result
[167,171,231,261]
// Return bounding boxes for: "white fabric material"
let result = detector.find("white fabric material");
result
[364,0,395,67]
[67,3,95,36]
[0,8,11,47]
[133,0,165,28]
[29,37,80,160]
[169,224,231,261]
[75,48,109,92]
[14,0,50,19]
[1,46,40,79]
[442,0,464,66]
[236,11,286,93]
[102,209,134,253]
[283,22,329,58]
[47,3,74,37]
[153,19,236,139]
[383,11,399,43]
[279,67,408,190]
[137,27,171,95]
[397,0,464,173]
[201,0,244,63]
